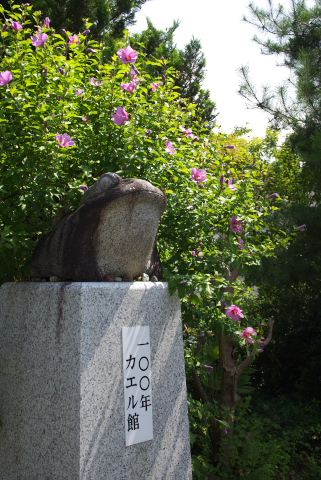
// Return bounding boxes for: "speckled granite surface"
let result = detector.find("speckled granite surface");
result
[0,282,192,480]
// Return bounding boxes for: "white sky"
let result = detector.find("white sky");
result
[129,0,295,138]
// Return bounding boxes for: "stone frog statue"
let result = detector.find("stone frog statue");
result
[31,173,167,281]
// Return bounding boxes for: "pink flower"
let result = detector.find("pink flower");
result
[227,179,237,191]
[121,81,138,92]
[117,45,138,63]
[0,71,13,86]
[230,216,245,234]
[79,185,88,191]
[81,117,89,122]
[55,133,76,147]
[150,82,163,92]
[69,35,80,45]
[191,167,208,183]
[298,224,306,230]
[75,89,84,95]
[199,242,204,246]
[240,327,257,344]
[130,69,138,80]
[191,251,196,256]
[238,239,245,249]
[226,305,244,322]
[12,22,23,31]
[205,365,213,374]
[43,17,50,28]
[198,252,204,257]
[269,193,279,199]
[180,126,193,137]
[165,140,176,155]
[112,107,130,126]
[90,77,103,86]
[87,48,97,54]
[31,32,48,47]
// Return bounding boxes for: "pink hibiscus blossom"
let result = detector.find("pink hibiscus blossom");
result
[117,45,138,63]
[90,77,103,86]
[69,35,80,45]
[112,107,130,125]
[0,71,13,86]
[130,69,141,83]
[191,167,208,183]
[150,82,163,92]
[240,327,258,344]
[227,178,237,191]
[55,133,76,147]
[31,32,48,47]
[230,216,245,234]
[12,22,23,31]
[226,305,244,322]
[269,193,279,199]
[238,239,245,249]
[165,139,176,155]
[75,89,84,95]
[180,126,193,137]
[43,17,50,28]
[121,81,138,92]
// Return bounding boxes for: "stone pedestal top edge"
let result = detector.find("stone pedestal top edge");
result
[0,281,169,291]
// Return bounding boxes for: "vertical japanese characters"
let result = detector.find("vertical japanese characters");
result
[122,326,153,446]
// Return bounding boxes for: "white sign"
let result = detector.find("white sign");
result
[122,326,153,446]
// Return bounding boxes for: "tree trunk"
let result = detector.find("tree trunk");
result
[212,333,241,470]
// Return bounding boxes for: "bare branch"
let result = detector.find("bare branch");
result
[192,368,211,404]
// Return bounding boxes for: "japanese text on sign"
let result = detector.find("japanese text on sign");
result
[122,326,153,446]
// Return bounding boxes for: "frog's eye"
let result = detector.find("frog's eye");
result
[98,172,120,192]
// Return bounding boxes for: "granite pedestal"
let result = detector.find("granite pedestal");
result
[0,282,192,480]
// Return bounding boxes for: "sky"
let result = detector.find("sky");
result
[129,0,293,139]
